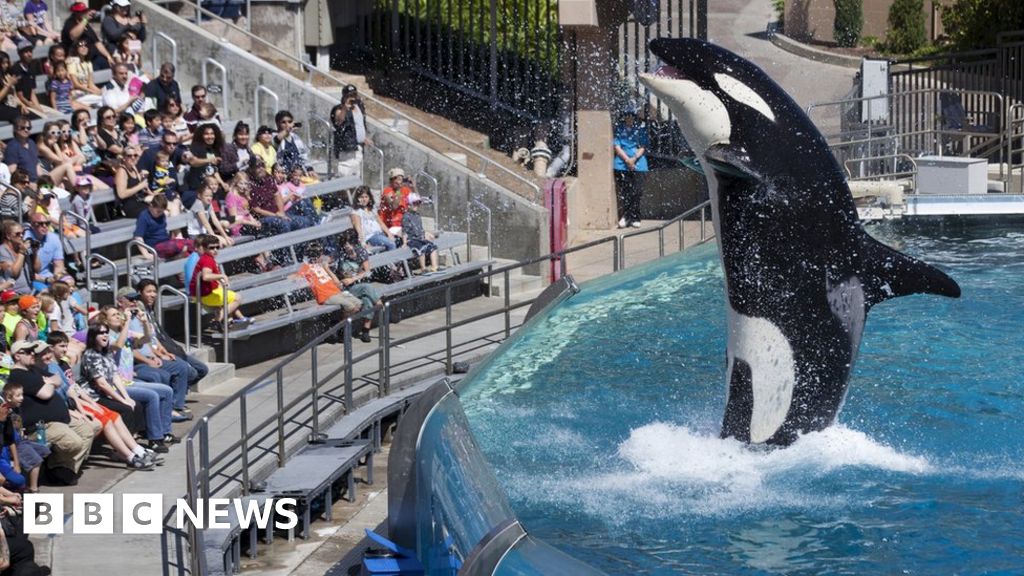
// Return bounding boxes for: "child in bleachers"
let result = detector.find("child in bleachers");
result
[187,177,233,248]
[0,381,51,492]
[148,149,175,195]
[47,61,77,114]
[70,176,101,234]
[401,193,441,274]
[190,235,250,327]
[133,193,193,260]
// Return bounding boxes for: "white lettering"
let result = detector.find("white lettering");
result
[208,498,232,529]
[274,499,299,530]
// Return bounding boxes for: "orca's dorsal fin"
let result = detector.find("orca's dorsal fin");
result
[703,143,762,180]
[860,233,961,309]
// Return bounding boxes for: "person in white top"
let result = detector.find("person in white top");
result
[349,186,395,251]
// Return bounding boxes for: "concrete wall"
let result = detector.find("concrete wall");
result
[139,0,548,263]
[784,0,949,45]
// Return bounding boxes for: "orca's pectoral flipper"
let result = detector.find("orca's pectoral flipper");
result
[860,234,961,308]
[703,143,762,181]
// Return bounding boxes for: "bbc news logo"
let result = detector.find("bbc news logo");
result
[23,494,299,534]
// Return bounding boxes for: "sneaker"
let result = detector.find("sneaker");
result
[630,221,642,228]
[172,411,192,423]
[144,449,165,465]
[359,328,372,343]
[618,217,627,229]
[163,434,181,444]
[128,455,154,471]
[149,440,169,453]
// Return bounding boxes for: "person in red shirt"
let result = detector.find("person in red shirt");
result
[378,167,412,237]
[189,235,250,327]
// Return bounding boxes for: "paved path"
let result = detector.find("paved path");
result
[708,0,857,132]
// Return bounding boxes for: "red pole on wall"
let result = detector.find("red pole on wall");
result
[545,179,568,282]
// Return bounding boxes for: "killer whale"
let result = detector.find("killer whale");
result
[639,38,960,446]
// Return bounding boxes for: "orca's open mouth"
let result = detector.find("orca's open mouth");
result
[653,64,686,81]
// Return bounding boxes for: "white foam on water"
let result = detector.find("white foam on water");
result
[512,422,935,524]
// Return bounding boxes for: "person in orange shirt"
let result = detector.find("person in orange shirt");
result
[292,242,364,334]
[378,167,412,237]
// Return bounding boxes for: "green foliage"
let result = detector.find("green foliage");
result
[833,0,863,48]
[884,0,926,54]
[942,0,1024,49]
[772,0,786,24]
[860,35,880,49]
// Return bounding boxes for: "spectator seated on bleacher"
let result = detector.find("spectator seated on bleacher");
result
[41,43,63,77]
[188,176,233,247]
[101,0,145,57]
[118,111,139,147]
[402,193,442,274]
[62,2,113,69]
[134,278,209,388]
[23,212,65,291]
[189,234,250,328]
[21,0,60,44]
[69,175,100,233]
[144,62,179,112]
[0,170,29,221]
[39,333,162,470]
[11,295,41,341]
[137,108,161,149]
[183,84,219,133]
[0,375,51,492]
[35,122,79,187]
[81,321,176,454]
[8,338,99,485]
[273,163,316,227]
[12,45,56,118]
[5,116,55,184]
[292,240,362,327]
[336,230,383,343]
[185,122,226,200]
[351,185,396,252]
[380,167,411,237]
[0,220,32,296]
[219,120,251,181]
[110,32,142,78]
[133,193,191,259]
[248,155,303,238]
[116,143,153,217]
[94,104,126,173]
[67,36,103,99]
[273,109,317,183]
[251,124,275,175]
[101,63,144,117]
[46,60,77,114]
[70,109,102,171]
[113,288,193,422]
[0,53,24,124]
[139,130,187,207]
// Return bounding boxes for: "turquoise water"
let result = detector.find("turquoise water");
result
[461,224,1024,575]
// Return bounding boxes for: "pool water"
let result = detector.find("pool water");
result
[460,224,1024,575]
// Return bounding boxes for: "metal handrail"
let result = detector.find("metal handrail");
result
[254,85,279,129]
[467,198,492,262]
[201,57,229,116]
[307,112,334,177]
[151,31,179,73]
[843,153,918,189]
[414,170,439,224]
[365,143,385,192]
[126,238,161,287]
[146,0,543,204]
[87,253,119,297]
[60,210,92,304]
[619,200,713,269]
[158,284,192,354]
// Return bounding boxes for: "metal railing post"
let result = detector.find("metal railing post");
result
[222,285,229,363]
[275,367,285,466]
[158,285,192,353]
[254,85,280,127]
[239,394,249,494]
[308,113,334,177]
[444,286,453,374]
[365,144,385,191]
[382,304,391,395]
[503,268,510,337]
[61,210,92,305]
[202,58,229,117]
[343,319,354,409]
[658,228,665,258]
[414,171,440,224]
[310,343,320,436]
[199,418,211,499]
[465,201,473,262]
[151,32,179,74]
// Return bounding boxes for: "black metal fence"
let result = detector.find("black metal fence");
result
[359,0,561,121]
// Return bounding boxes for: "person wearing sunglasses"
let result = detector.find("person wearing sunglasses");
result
[0,221,31,296]
[22,211,66,292]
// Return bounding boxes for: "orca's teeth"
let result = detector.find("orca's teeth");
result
[653,65,685,80]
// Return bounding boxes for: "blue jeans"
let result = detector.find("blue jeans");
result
[137,359,191,410]
[183,354,209,386]
[0,447,25,489]
[126,381,173,440]
[367,232,396,251]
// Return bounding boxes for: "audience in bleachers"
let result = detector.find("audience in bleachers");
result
[219,120,250,181]
[189,234,249,327]
[183,84,216,133]
[337,229,383,342]
[251,124,276,175]
[380,167,411,237]
[115,143,152,217]
[22,212,64,290]
[184,122,224,194]
[101,62,143,115]
[62,2,112,69]
[188,176,232,247]
[101,0,145,57]
[331,84,370,178]
[0,221,32,295]
[139,130,187,209]
[144,62,179,111]
[133,193,191,259]
[402,193,442,274]
[67,37,103,99]
[137,108,161,148]
[273,109,316,182]
[351,185,396,252]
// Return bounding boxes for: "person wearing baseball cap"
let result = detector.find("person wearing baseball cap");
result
[380,167,412,237]
[401,191,442,274]
[329,84,371,178]
[62,1,114,67]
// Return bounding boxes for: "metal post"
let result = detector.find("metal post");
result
[382,304,391,395]
[151,32,179,74]
[413,171,439,225]
[310,344,320,436]
[202,58,229,118]
[700,205,707,241]
[61,210,92,305]
[465,201,472,261]
[444,286,453,374]
[503,269,510,337]
[239,394,249,494]
[158,285,192,354]
[199,419,211,499]
[254,85,280,128]
[376,309,386,396]
[612,237,620,272]
[222,285,229,363]
[275,367,285,466]
[658,228,665,257]
[343,319,354,409]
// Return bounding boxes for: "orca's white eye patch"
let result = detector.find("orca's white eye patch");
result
[714,73,775,122]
